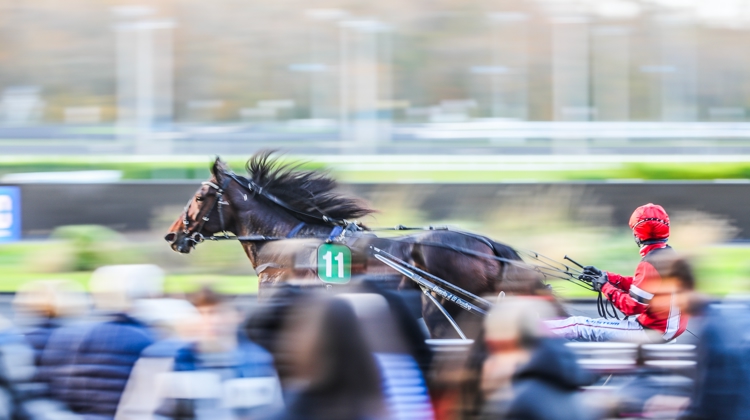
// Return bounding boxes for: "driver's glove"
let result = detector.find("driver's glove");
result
[579,265,608,292]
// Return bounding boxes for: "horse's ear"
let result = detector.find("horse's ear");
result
[211,157,224,178]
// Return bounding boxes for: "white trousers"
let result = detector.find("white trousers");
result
[544,316,652,342]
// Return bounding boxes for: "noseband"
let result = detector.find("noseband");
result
[181,176,232,245]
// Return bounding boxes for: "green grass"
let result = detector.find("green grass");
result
[0,240,258,294]
[0,270,92,293]
[164,274,258,294]
[693,245,750,295]
[3,155,750,182]
[1,268,257,295]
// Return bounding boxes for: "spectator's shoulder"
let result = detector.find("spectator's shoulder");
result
[81,316,154,353]
[45,321,95,347]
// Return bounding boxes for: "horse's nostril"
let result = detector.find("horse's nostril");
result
[164,233,177,243]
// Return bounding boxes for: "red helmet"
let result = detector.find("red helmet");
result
[629,203,670,242]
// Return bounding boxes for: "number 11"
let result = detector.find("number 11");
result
[322,251,345,278]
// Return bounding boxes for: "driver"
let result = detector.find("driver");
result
[544,203,689,342]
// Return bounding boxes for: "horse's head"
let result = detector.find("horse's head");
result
[165,158,240,253]
[165,151,376,254]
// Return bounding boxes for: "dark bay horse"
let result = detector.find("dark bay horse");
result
[165,152,550,338]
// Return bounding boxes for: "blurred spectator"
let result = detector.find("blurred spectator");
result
[244,285,307,357]
[336,292,434,420]
[0,314,36,420]
[479,297,599,420]
[13,280,88,367]
[11,279,88,407]
[36,265,161,419]
[666,258,750,419]
[247,284,432,420]
[359,279,433,373]
[116,287,281,420]
[275,294,385,420]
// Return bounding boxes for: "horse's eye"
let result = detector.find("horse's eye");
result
[195,196,204,202]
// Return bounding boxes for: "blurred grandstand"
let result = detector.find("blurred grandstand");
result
[2,0,750,155]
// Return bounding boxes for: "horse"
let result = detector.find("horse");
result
[164,151,551,338]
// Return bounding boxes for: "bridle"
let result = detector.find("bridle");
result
[180,176,232,245]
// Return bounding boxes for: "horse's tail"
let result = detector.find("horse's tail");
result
[487,239,522,262]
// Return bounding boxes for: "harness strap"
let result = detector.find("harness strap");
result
[224,172,352,227]
[328,226,343,242]
[216,176,232,238]
[286,222,306,238]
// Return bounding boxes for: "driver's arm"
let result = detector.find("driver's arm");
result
[601,262,656,316]
[605,271,634,291]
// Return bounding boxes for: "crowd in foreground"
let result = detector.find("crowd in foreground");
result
[0,258,747,420]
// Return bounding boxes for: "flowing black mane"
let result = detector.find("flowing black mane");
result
[230,151,375,223]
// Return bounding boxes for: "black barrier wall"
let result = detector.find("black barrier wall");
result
[4,182,750,238]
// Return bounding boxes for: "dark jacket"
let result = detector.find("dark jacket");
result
[38,321,94,402]
[22,318,67,399]
[40,314,154,419]
[681,302,750,420]
[486,339,598,420]
[24,319,60,367]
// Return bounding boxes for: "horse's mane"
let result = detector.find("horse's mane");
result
[233,151,375,223]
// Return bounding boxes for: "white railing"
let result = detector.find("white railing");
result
[425,339,697,373]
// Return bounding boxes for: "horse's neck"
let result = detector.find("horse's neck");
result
[235,213,333,239]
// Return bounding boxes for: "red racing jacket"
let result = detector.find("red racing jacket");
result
[601,244,688,341]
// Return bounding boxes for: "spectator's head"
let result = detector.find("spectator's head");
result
[629,203,670,247]
[89,264,164,313]
[484,296,556,352]
[184,286,241,352]
[481,297,557,394]
[13,279,88,320]
[131,298,200,339]
[651,256,697,315]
